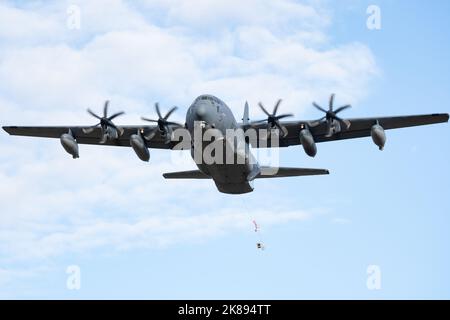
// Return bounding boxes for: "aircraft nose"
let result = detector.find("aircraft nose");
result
[195,104,207,119]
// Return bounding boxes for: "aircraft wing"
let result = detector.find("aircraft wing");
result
[3,113,448,149]
[247,113,449,148]
[2,125,181,149]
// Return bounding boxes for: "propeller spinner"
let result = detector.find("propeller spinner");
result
[141,103,182,144]
[83,100,125,143]
[312,94,351,137]
[253,99,293,137]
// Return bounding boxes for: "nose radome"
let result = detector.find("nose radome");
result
[195,104,207,119]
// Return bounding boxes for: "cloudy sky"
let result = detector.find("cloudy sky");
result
[0,0,449,299]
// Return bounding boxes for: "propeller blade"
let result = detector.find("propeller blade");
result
[312,102,327,113]
[164,106,178,120]
[343,119,351,129]
[117,126,124,136]
[281,125,289,137]
[144,128,158,141]
[87,109,102,120]
[274,113,294,120]
[334,104,351,114]
[103,100,110,118]
[85,101,124,142]
[335,117,351,129]
[312,94,351,135]
[142,103,180,140]
[114,125,124,136]
[105,119,115,128]
[329,94,335,110]
[106,121,124,136]
[108,111,125,121]
[258,103,271,117]
[273,120,289,138]
[155,103,162,119]
[309,115,327,127]
[273,99,282,115]
[82,124,99,134]
[141,117,158,123]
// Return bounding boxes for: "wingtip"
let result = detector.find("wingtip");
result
[432,113,449,122]
[2,126,12,134]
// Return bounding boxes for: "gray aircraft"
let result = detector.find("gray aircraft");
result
[3,94,449,194]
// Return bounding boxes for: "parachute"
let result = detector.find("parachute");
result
[252,220,259,232]
[252,220,265,250]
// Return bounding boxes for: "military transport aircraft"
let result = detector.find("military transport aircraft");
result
[3,94,449,194]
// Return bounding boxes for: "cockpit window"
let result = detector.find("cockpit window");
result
[199,95,220,104]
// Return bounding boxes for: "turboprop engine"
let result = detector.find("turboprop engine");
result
[371,121,386,150]
[60,129,79,159]
[299,126,317,157]
[130,130,150,162]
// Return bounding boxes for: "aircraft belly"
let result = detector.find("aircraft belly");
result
[196,162,254,195]
[206,163,247,183]
[215,181,254,194]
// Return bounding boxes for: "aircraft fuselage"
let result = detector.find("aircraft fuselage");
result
[185,95,258,194]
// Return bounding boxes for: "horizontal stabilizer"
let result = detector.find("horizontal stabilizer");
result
[163,167,329,180]
[163,170,211,179]
[256,167,329,178]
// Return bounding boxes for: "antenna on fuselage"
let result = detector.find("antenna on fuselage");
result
[242,102,251,158]
[243,101,250,126]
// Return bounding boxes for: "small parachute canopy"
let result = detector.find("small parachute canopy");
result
[253,220,259,233]
[253,220,265,250]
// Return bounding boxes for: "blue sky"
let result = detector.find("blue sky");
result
[0,0,449,299]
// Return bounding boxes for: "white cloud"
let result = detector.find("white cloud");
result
[0,0,377,265]
[0,4,62,44]
[0,0,377,119]
[0,208,311,260]
[135,0,330,32]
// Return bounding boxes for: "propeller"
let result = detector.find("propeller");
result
[82,101,125,142]
[141,103,182,144]
[253,99,293,137]
[311,94,351,137]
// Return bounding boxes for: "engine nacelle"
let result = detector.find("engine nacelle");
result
[371,123,386,150]
[299,128,317,157]
[60,131,79,159]
[130,134,150,162]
